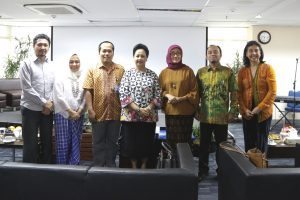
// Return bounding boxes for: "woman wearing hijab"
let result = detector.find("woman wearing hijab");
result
[119,43,161,168]
[159,45,199,149]
[53,54,86,165]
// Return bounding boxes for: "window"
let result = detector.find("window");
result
[208,27,249,69]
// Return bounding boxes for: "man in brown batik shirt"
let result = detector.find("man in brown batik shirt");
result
[83,41,124,167]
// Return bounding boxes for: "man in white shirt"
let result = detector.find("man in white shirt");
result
[20,33,55,163]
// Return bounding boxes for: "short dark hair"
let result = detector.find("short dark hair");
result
[133,43,149,57]
[33,34,51,47]
[207,45,222,56]
[98,41,114,53]
[243,40,265,66]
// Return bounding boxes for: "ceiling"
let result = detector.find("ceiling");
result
[0,0,300,27]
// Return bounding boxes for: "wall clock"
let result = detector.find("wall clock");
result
[257,30,271,44]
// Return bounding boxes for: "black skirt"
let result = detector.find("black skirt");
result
[120,121,156,159]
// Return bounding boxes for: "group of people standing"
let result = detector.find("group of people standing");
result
[20,34,86,165]
[19,33,276,181]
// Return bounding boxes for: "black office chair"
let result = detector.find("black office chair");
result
[285,90,300,126]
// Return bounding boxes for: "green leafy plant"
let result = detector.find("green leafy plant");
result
[192,125,200,145]
[231,51,243,76]
[4,35,32,79]
[83,111,92,133]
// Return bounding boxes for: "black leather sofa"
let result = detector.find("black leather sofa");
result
[0,93,6,112]
[218,143,300,200]
[0,78,21,108]
[0,143,198,200]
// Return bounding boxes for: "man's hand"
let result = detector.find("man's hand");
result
[42,107,51,115]
[194,111,200,121]
[42,101,53,115]
[44,101,53,111]
[88,109,96,122]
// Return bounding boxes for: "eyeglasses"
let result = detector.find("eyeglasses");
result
[69,60,80,64]
[170,52,182,56]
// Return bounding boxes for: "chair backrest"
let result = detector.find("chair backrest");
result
[286,90,300,110]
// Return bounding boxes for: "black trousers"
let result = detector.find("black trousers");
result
[242,115,272,153]
[198,123,228,174]
[21,106,53,163]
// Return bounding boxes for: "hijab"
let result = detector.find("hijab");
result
[166,45,184,69]
[69,69,81,81]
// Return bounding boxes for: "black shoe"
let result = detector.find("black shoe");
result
[198,171,208,182]
[216,168,219,175]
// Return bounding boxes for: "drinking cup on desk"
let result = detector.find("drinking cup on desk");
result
[280,132,289,142]
[0,127,6,141]
[13,126,22,140]
[0,127,5,134]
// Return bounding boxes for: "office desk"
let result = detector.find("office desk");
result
[267,143,300,167]
[0,140,23,161]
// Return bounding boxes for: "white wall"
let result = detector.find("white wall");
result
[252,26,300,120]
[52,27,207,75]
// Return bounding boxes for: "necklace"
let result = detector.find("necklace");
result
[71,80,79,98]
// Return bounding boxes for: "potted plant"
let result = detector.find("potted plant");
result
[231,51,243,77]
[192,125,200,156]
[192,124,216,156]
[230,51,243,122]
[4,35,32,79]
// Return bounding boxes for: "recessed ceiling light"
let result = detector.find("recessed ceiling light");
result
[255,14,262,19]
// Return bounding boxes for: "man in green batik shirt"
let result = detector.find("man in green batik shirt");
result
[196,45,238,181]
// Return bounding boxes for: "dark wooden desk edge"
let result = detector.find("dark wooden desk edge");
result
[0,141,23,148]
[267,143,298,158]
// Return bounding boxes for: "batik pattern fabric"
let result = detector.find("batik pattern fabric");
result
[196,65,239,125]
[119,68,161,122]
[83,62,125,121]
[165,115,194,149]
[54,113,84,165]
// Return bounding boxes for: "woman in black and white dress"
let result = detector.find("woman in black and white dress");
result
[119,44,161,168]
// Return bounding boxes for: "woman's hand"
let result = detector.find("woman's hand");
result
[68,109,80,120]
[244,109,253,120]
[165,94,176,104]
[140,105,153,117]
[165,94,184,104]
[251,107,261,115]
[139,108,149,117]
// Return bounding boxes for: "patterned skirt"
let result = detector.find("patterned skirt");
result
[165,115,194,149]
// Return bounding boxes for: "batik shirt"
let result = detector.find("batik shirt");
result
[196,65,238,125]
[83,62,124,121]
[119,68,161,122]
